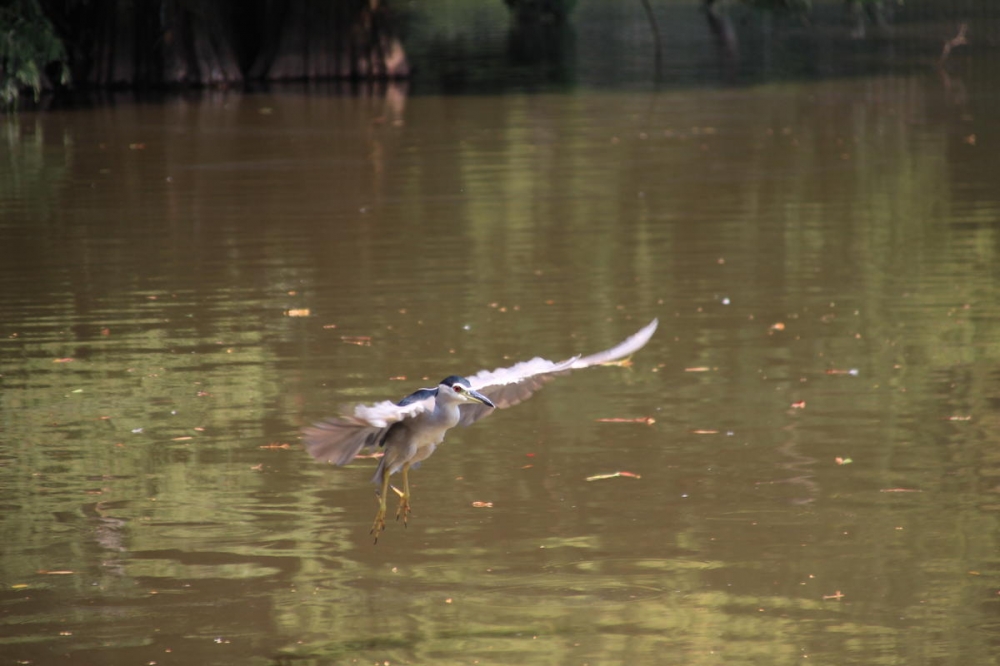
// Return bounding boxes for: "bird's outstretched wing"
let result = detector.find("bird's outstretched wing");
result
[302,319,658,463]
[457,318,659,426]
[303,392,436,465]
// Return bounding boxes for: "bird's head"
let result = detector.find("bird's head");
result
[438,375,496,408]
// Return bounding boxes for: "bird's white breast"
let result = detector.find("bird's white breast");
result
[410,402,461,449]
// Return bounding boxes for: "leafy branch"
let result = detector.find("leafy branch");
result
[0,0,69,108]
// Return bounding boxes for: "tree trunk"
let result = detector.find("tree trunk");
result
[37,0,408,89]
[249,0,409,81]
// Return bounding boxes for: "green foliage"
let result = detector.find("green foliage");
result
[0,0,69,108]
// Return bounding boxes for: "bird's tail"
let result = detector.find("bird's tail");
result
[302,418,380,465]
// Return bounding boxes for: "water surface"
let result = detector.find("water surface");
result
[3,19,1000,666]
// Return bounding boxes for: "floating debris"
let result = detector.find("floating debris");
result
[586,471,641,482]
[595,416,656,425]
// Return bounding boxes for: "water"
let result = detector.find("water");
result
[4,7,1000,666]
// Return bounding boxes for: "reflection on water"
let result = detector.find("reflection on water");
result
[4,20,1000,666]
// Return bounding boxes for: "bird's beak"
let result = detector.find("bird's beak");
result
[468,389,496,409]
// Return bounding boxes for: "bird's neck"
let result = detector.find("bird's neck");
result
[433,401,462,428]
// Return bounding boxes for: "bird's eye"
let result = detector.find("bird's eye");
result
[453,385,464,393]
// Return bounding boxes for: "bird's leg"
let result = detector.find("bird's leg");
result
[371,471,391,543]
[395,463,412,526]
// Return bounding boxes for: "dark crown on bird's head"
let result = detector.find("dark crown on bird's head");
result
[440,375,471,388]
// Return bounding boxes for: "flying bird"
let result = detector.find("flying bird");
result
[303,318,658,542]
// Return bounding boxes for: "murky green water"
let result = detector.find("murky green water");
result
[4,11,1000,665]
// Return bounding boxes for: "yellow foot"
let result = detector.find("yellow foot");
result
[390,484,411,527]
[395,496,411,527]
[370,509,386,544]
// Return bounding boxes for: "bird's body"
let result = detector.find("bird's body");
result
[374,380,469,484]
[303,319,659,542]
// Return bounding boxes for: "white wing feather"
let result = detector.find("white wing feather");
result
[466,356,578,392]
[352,395,435,427]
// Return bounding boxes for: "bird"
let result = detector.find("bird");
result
[303,318,658,542]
